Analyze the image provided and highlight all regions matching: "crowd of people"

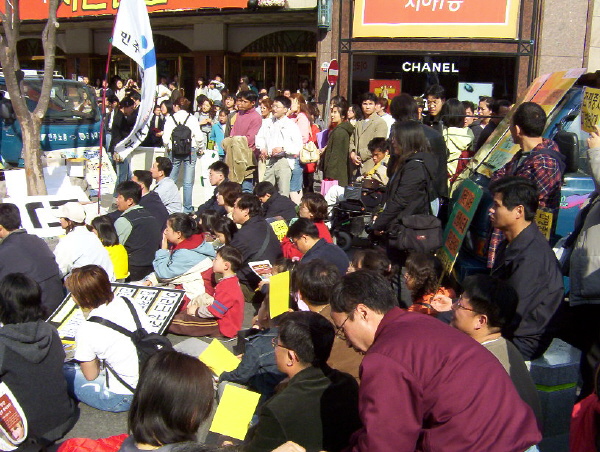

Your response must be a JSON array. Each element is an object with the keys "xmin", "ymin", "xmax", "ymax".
[{"xmin": 3, "ymin": 73, "xmax": 600, "ymax": 451}]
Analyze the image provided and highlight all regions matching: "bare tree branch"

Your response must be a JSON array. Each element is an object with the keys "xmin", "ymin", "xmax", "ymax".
[{"xmin": 35, "ymin": 0, "xmax": 59, "ymax": 118}]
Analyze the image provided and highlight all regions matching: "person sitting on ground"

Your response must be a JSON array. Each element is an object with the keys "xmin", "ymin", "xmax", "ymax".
[
  {"xmin": 91, "ymin": 215, "xmax": 129, "ymax": 282},
  {"xmin": 254, "ymin": 181, "xmax": 298, "ymax": 222},
  {"xmin": 0, "ymin": 203, "xmax": 64, "ymax": 313},
  {"xmin": 196, "ymin": 161, "xmax": 229, "ymax": 216},
  {"xmin": 150, "ymin": 156, "xmax": 183, "ymax": 214},
  {"xmin": 171, "ymin": 245, "xmax": 244, "ymax": 338},
  {"xmin": 449, "ymin": 274, "xmax": 542, "ymax": 425},
  {"xmin": 63, "ymin": 265, "xmax": 154, "ymax": 412},
  {"xmin": 114, "ymin": 181, "xmax": 162, "ymax": 281},
  {"xmin": 286, "ymin": 218, "xmax": 348, "ymax": 275},
  {"xmin": 0, "ymin": 273, "xmax": 78, "ymax": 446},
  {"xmin": 359, "ymin": 137, "xmax": 390, "ymax": 186},
  {"xmin": 145, "ymin": 213, "xmax": 215, "ymax": 305},
  {"xmin": 295, "ymin": 259, "xmax": 363, "ymax": 380},
  {"xmin": 281, "ymin": 193, "xmax": 333, "ymax": 259},
  {"xmin": 405, "ymin": 252, "xmax": 455, "ymax": 316},
  {"xmin": 230, "ymin": 194, "xmax": 283, "ymax": 297},
  {"xmin": 132, "ymin": 169, "xmax": 169, "ymax": 229},
  {"xmin": 348, "ymin": 248, "xmax": 394, "ymax": 281},
  {"xmin": 217, "ymin": 181, "xmax": 243, "ymax": 224},
  {"xmin": 243, "ymin": 311, "xmax": 361, "ymax": 452},
  {"xmin": 53, "ymin": 202, "xmax": 115, "ymax": 281}
]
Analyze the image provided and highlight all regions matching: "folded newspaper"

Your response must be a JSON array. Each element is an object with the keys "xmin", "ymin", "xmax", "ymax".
[{"xmin": 249, "ymin": 260, "xmax": 273, "ymax": 281}]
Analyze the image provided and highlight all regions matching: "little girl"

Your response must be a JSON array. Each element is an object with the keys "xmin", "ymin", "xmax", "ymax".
[{"xmin": 90, "ymin": 215, "xmax": 128, "ymax": 282}]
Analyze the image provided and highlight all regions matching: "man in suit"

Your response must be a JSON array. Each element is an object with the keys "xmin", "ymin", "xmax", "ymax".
[
  {"xmin": 349, "ymin": 92, "xmax": 388, "ymax": 178},
  {"xmin": 244, "ymin": 311, "xmax": 361, "ymax": 452}
]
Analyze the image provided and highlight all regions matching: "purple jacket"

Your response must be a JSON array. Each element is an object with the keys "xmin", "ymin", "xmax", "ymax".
[{"xmin": 346, "ymin": 308, "xmax": 541, "ymax": 452}]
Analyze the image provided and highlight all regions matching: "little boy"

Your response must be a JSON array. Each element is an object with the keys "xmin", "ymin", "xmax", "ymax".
[
  {"xmin": 186, "ymin": 245, "xmax": 245, "ymax": 338},
  {"xmin": 209, "ymin": 108, "xmax": 229, "ymax": 160},
  {"xmin": 361, "ymin": 137, "xmax": 390, "ymax": 185}
]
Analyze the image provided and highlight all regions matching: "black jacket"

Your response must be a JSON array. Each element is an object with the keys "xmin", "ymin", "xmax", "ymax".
[
  {"xmin": 262, "ymin": 192, "xmax": 297, "ymax": 223},
  {"xmin": 196, "ymin": 185, "xmax": 226, "ymax": 216},
  {"xmin": 107, "ymin": 192, "xmax": 169, "ymax": 231},
  {"xmin": 0, "ymin": 230, "xmax": 65, "ymax": 313},
  {"xmin": 474, "ymin": 121, "xmax": 498, "ymax": 152},
  {"xmin": 302, "ymin": 239, "xmax": 349, "ymax": 275},
  {"xmin": 491, "ymin": 222, "xmax": 564, "ymax": 360},
  {"xmin": 375, "ymin": 151, "xmax": 438, "ymax": 232},
  {"xmin": 230, "ymin": 216, "xmax": 282, "ymax": 289},
  {"xmin": 244, "ymin": 365, "xmax": 361, "ymax": 452},
  {"xmin": 421, "ymin": 124, "xmax": 449, "ymax": 199},
  {"xmin": 141, "ymin": 114, "xmax": 166, "ymax": 147}
]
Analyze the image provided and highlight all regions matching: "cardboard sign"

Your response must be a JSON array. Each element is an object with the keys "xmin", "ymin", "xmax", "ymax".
[
  {"xmin": 267, "ymin": 216, "xmax": 289, "ymax": 242},
  {"xmin": 198, "ymin": 339, "xmax": 241, "ymax": 376},
  {"xmin": 581, "ymin": 87, "xmax": 600, "ymax": 133},
  {"xmin": 47, "ymin": 283, "xmax": 185, "ymax": 343},
  {"xmin": 437, "ymin": 180, "xmax": 484, "ymax": 274},
  {"xmin": 269, "ymin": 271, "xmax": 290, "ymax": 319},
  {"xmin": 210, "ymin": 384, "xmax": 260, "ymax": 440},
  {"xmin": 535, "ymin": 207, "xmax": 554, "ymax": 240}
]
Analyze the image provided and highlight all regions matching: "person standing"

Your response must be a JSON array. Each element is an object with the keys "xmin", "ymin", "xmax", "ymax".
[
  {"xmin": 322, "ymin": 102, "xmax": 354, "ymax": 187},
  {"xmin": 349, "ymin": 92, "xmax": 388, "ymax": 177},
  {"xmin": 162, "ymin": 97, "xmax": 204, "ymax": 214}
]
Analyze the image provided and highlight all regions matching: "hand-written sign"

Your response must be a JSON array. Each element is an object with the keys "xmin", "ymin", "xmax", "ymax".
[
  {"xmin": 47, "ymin": 283, "xmax": 185, "ymax": 342},
  {"xmin": 535, "ymin": 207, "xmax": 554, "ymax": 240},
  {"xmin": 437, "ymin": 180, "xmax": 484, "ymax": 274},
  {"xmin": 581, "ymin": 87, "xmax": 600, "ymax": 133}
]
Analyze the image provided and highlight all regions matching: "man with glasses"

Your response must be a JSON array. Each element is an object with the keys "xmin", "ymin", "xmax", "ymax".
[
  {"xmin": 244, "ymin": 311, "xmax": 360, "ymax": 452},
  {"xmin": 329, "ymin": 270, "xmax": 541, "ymax": 452},
  {"xmin": 255, "ymin": 95, "xmax": 303, "ymax": 197}
]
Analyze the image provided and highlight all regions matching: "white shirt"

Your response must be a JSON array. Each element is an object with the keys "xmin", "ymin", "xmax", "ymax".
[
  {"xmin": 255, "ymin": 115, "xmax": 303, "ymax": 170},
  {"xmin": 162, "ymin": 110, "xmax": 205, "ymax": 151},
  {"xmin": 74, "ymin": 296, "xmax": 153, "ymax": 394},
  {"xmin": 53, "ymin": 226, "xmax": 115, "ymax": 280},
  {"xmin": 153, "ymin": 177, "xmax": 183, "ymax": 214},
  {"xmin": 380, "ymin": 113, "xmax": 395, "ymax": 137},
  {"xmin": 155, "ymin": 83, "xmax": 171, "ymax": 106}
]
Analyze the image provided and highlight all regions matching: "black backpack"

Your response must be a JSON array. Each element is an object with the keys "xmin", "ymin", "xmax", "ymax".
[
  {"xmin": 88, "ymin": 296, "xmax": 173, "ymax": 392},
  {"xmin": 171, "ymin": 113, "xmax": 193, "ymax": 159}
]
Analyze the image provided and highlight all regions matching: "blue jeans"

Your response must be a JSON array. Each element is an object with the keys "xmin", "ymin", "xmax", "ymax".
[
  {"xmin": 170, "ymin": 150, "xmax": 197, "ymax": 213},
  {"xmin": 290, "ymin": 158, "xmax": 303, "ymax": 192},
  {"xmin": 63, "ymin": 362, "xmax": 132, "ymax": 413}
]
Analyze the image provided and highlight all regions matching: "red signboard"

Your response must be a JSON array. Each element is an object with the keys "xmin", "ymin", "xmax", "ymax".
[
  {"xmin": 327, "ymin": 59, "xmax": 339, "ymax": 86},
  {"xmin": 0, "ymin": 0, "xmax": 247, "ymax": 20},
  {"xmin": 368, "ymin": 79, "xmax": 402, "ymax": 101}
]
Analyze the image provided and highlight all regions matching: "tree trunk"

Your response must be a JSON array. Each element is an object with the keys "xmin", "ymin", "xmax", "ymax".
[{"xmin": 21, "ymin": 114, "xmax": 47, "ymax": 195}]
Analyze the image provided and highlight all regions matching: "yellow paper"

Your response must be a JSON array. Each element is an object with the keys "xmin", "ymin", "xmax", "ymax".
[
  {"xmin": 198, "ymin": 339, "xmax": 240, "ymax": 376},
  {"xmin": 269, "ymin": 271, "xmax": 290, "ymax": 319},
  {"xmin": 581, "ymin": 87, "xmax": 600, "ymax": 133},
  {"xmin": 210, "ymin": 384, "xmax": 261, "ymax": 440}
]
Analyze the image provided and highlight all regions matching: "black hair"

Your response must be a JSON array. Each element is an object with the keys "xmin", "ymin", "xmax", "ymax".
[
  {"xmin": 120, "ymin": 97, "xmax": 135, "ymax": 108},
  {"xmin": 211, "ymin": 216, "xmax": 237, "ymax": 245},
  {"xmin": 155, "ymin": 156, "xmax": 173, "ymax": 177},
  {"xmin": 91, "ymin": 215, "xmax": 120, "ymax": 247},
  {"xmin": 405, "ymin": 253, "xmax": 443, "ymax": 302},
  {"xmin": 489, "ymin": 176, "xmax": 539, "ymax": 222},
  {"xmin": 217, "ymin": 182, "xmax": 243, "ymax": 208},
  {"xmin": 331, "ymin": 102, "xmax": 348, "ymax": 119},
  {"xmin": 130, "ymin": 91, "xmax": 141, "ymax": 102},
  {"xmin": 295, "ymin": 259, "xmax": 340, "ymax": 306},
  {"xmin": 361, "ymin": 92, "xmax": 378, "ymax": 104},
  {"xmin": 300, "ymin": 193, "xmax": 328, "ymax": 222},
  {"xmin": 238, "ymin": 90, "xmax": 258, "ymax": 103},
  {"xmin": 492, "ymin": 99, "xmax": 512, "ymax": 115},
  {"xmin": 390, "ymin": 120, "xmax": 431, "ymax": 172},
  {"xmin": 236, "ymin": 194, "xmax": 263, "ymax": 218},
  {"xmin": 359, "ymin": 249, "xmax": 394, "ymax": 280},
  {"xmin": 368, "ymin": 137, "xmax": 389, "ymax": 154},
  {"xmin": 107, "ymin": 94, "xmax": 119, "ymax": 104},
  {"xmin": 0, "ymin": 203, "xmax": 21, "ymax": 231},
  {"xmin": 198, "ymin": 210, "xmax": 220, "ymax": 233},
  {"xmin": 133, "ymin": 170, "xmax": 153, "ymax": 190},
  {"xmin": 330, "ymin": 95, "xmax": 347, "ymax": 109},
  {"xmin": 167, "ymin": 213, "xmax": 201, "ymax": 239},
  {"xmin": 479, "ymin": 96, "xmax": 494, "ymax": 111},
  {"xmin": 208, "ymin": 160, "xmax": 229, "ymax": 179},
  {"xmin": 116, "ymin": 181, "xmax": 142, "ymax": 205},
  {"xmin": 160, "ymin": 99, "xmax": 173, "ymax": 115},
  {"xmin": 330, "ymin": 270, "xmax": 397, "ymax": 316},
  {"xmin": 277, "ymin": 311, "xmax": 335, "ymax": 367},
  {"xmin": 462, "ymin": 274, "xmax": 519, "ymax": 331},
  {"xmin": 349, "ymin": 104, "xmax": 364, "ymax": 121},
  {"xmin": 440, "ymin": 98, "xmax": 465, "ymax": 128},
  {"xmin": 273, "ymin": 95, "xmax": 291, "ymax": 109},
  {"xmin": 0, "ymin": 273, "xmax": 46, "ymax": 324},
  {"xmin": 425, "ymin": 84, "xmax": 446, "ymax": 100},
  {"xmin": 377, "ymin": 97, "xmax": 389, "ymax": 109},
  {"xmin": 287, "ymin": 218, "xmax": 320, "ymax": 240},
  {"xmin": 254, "ymin": 181, "xmax": 276, "ymax": 198},
  {"xmin": 216, "ymin": 245, "xmax": 243, "ymax": 272},
  {"xmin": 461, "ymin": 100, "xmax": 476, "ymax": 113},
  {"xmin": 129, "ymin": 351, "xmax": 214, "ymax": 447},
  {"xmin": 389, "ymin": 93, "xmax": 419, "ymax": 122}
]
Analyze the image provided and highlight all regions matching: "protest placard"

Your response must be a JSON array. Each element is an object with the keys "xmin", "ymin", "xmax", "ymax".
[{"xmin": 581, "ymin": 87, "xmax": 600, "ymax": 133}]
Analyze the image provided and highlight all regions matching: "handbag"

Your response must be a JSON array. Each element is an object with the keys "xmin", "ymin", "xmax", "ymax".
[
  {"xmin": 387, "ymin": 160, "xmax": 442, "ymax": 254},
  {"xmin": 300, "ymin": 140, "xmax": 319, "ymax": 164}
]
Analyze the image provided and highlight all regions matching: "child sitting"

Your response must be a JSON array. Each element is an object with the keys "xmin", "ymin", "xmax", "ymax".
[
  {"xmin": 184, "ymin": 245, "xmax": 245, "ymax": 338},
  {"xmin": 360, "ymin": 137, "xmax": 390, "ymax": 186}
]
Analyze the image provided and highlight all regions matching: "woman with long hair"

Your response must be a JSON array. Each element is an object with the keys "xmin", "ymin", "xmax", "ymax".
[
  {"xmin": 193, "ymin": 77, "xmax": 208, "ymax": 112},
  {"xmin": 194, "ymin": 95, "xmax": 215, "ymax": 146},
  {"xmin": 322, "ymin": 101, "xmax": 353, "ymax": 187},
  {"xmin": 372, "ymin": 121, "xmax": 440, "ymax": 264},
  {"xmin": 404, "ymin": 252, "xmax": 455, "ymax": 315},
  {"xmin": 441, "ymin": 98, "xmax": 474, "ymax": 187}
]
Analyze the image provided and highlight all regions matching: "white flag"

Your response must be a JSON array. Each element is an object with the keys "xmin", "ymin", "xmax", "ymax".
[{"xmin": 112, "ymin": 0, "xmax": 157, "ymax": 160}]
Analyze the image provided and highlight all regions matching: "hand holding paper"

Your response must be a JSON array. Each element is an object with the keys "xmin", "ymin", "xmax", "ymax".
[{"xmin": 198, "ymin": 339, "xmax": 240, "ymax": 376}]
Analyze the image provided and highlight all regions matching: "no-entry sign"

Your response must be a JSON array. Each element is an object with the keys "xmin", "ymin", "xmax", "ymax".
[{"xmin": 327, "ymin": 59, "xmax": 339, "ymax": 86}]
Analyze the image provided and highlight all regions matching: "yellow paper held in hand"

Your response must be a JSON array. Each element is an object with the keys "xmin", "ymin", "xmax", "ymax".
[
  {"xmin": 269, "ymin": 270, "xmax": 290, "ymax": 319},
  {"xmin": 198, "ymin": 339, "xmax": 240, "ymax": 376},
  {"xmin": 210, "ymin": 384, "xmax": 261, "ymax": 440}
]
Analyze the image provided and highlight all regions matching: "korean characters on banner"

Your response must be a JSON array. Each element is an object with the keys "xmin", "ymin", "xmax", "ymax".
[{"xmin": 405, "ymin": 0, "xmax": 464, "ymax": 12}]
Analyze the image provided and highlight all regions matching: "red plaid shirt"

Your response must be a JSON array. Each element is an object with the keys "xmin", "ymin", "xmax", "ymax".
[{"xmin": 487, "ymin": 138, "xmax": 564, "ymax": 267}]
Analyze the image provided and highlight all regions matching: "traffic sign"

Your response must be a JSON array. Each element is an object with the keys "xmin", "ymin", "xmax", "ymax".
[{"xmin": 327, "ymin": 59, "xmax": 339, "ymax": 86}]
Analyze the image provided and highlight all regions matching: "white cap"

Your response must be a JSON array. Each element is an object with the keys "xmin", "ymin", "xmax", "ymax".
[{"xmin": 53, "ymin": 202, "xmax": 86, "ymax": 223}]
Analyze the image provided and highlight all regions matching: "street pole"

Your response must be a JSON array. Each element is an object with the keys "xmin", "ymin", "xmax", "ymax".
[{"xmin": 325, "ymin": 84, "xmax": 332, "ymax": 127}]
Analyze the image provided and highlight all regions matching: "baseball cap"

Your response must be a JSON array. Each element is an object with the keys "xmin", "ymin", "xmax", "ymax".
[{"xmin": 53, "ymin": 202, "xmax": 86, "ymax": 224}]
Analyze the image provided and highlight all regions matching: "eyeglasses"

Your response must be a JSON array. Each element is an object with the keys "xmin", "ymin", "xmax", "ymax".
[
  {"xmin": 452, "ymin": 297, "xmax": 477, "ymax": 313},
  {"xmin": 271, "ymin": 336, "xmax": 292, "ymax": 350},
  {"xmin": 335, "ymin": 308, "xmax": 356, "ymax": 341}
]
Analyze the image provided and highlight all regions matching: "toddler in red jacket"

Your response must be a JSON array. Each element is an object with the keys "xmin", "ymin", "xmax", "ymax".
[{"xmin": 186, "ymin": 245, "xmax": 245, "ymax": 338}]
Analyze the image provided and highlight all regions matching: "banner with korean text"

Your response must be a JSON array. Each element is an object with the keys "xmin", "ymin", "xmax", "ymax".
[
  {"xmin": 353, "ymin": 0, "xmax": 521, "ymax": 38},
  {"xmin": 112, "ymin": 0, "xmax": 157, "ymax": 160}
]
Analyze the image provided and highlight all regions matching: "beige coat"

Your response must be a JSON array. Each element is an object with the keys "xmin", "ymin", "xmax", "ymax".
[{"xmin": 349, "ymin": 115, "xmax": 388, "ymax": 171}]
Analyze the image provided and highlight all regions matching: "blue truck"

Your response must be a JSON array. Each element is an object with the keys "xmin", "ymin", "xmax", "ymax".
[{"xmin": 0, "ymin": 71, "xmax": 102, "ymax": 167}]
